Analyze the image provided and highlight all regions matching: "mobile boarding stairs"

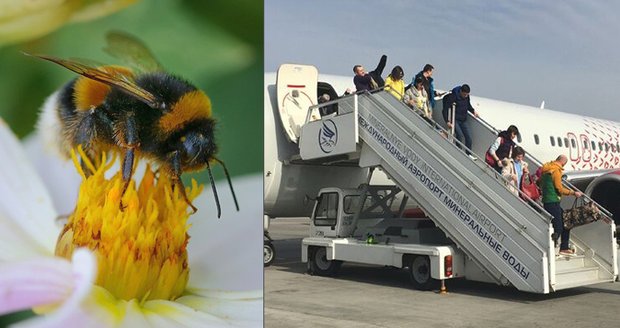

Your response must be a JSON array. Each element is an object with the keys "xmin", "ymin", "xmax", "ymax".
[{"xmin": 296, "ymin": 88, "xmax": 617, "ymax": 294}]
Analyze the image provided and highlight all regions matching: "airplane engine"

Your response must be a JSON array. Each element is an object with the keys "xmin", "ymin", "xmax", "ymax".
[{"xmin": 585, "ymin": 170, "xmax": 620, "ymax": 226}]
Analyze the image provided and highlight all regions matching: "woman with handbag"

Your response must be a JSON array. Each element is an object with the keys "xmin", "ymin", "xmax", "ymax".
[
  {"xmin": 501, "ymin": 146, "xmax": 528, "ymax": 196},
  {"xmin": 486, "ymin": 125, "xmax": 519, "ymax": 173}
]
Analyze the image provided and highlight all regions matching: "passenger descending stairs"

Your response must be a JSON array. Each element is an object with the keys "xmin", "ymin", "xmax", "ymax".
[{"xmin": 298, "ymin": 90, "xmax": 617, "ymax": 293}]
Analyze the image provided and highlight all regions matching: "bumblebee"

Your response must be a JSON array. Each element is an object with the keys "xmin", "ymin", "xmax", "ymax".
[{"xmin": 30, "ymin": 31, "xmax": 238, "ymax": 217}]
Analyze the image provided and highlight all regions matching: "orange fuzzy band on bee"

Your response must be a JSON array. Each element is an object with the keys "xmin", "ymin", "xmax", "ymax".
[
  {"xmin": 74, "ymin": 66, "xmax": 134, "ymax": 110},
  {"xmin": 159, "ymin": 90, "xmax": 212, "ymax": 133}
]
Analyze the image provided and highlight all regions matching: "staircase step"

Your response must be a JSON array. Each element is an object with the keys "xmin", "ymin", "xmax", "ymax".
[
  {"xmin": 554, "ymin": 254, "xmax": 585, "ymax": 271},
  {"xmin": 554, "ymin": 266, "xmax": 602, "ymax": 289},
  {"xmin": 553, "ymin": 276, "xmax": 612, "ymax": 291}
]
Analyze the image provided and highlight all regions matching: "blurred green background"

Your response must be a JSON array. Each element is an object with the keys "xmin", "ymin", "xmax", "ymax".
[
  {"xmin": 0, "ymin": 0, "xmax": 263, "ymax": 181},
  {"xmin": 0, "ymin": 1, "xmax": 262, "ymax": 324}
]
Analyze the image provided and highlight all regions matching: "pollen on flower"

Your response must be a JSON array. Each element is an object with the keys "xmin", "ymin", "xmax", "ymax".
[{"xmin": 55, "ymin": 148, "xmax": 203, "ymax": 302}]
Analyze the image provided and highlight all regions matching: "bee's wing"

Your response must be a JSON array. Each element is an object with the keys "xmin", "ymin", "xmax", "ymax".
[
  {"xmin": 103, "ymin": 30, "xmax": 163, "ymax": 73},
  {"xmin": 27, "ymin": 54, "xmax": 165, "ymax": 110}
]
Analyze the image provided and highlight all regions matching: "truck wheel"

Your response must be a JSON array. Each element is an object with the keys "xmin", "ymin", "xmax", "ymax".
[
  {"xmin": 264, "ymin": 241, "xmax": 275, "ymax": 267},
  {"xmin": 309, "ymin": 247, "xmax": 342, "ymax": 276},
  {"xmin": 408, "ymin": 255, "xmax": 438, "ymax": 290}
]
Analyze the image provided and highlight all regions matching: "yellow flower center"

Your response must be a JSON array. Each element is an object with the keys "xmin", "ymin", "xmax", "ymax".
[{"xmin": 55, "ymin": 149, "xmax": 202, "ymax": 301}]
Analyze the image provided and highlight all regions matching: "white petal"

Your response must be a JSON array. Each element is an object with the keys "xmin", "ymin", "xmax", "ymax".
[
  {"xmin": 22, "ymin": 133, "xmax": 82, "ymax": 217},
  {"xmin": 0, "ymin": 120, "xmax": 59, "ymax": 259},
  {"xmin": 176, "ymin": 291, "xmax": 263, "ymax": 325},
  {"xmin": 186, "ymin": 174, "xmax": 263, "ymax": 292},
  {"xmin": 133, "ymin": 293, "xmax": 262, "ymax": 328},
  {"xmin": 143, "ymin": 301, "xmax": 226, "ymax": 327},
  {"xmin": 13, "ymin": 249, "xmax": 111, "ymax": 328},
  {"xmin": 0, "ymin": 256, "xmax": 73, "ymax": 315},
  {"xmin": 116, "ymin": 300, "xmax": 151, "ymax": 327}
]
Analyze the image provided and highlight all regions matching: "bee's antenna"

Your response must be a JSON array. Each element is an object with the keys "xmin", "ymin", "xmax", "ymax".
[
  {"xmin": 206, "ymin": 160, "xmax": 222, "ymax": 218},
  {"xmin": 214, "ymin": 157, "xmax": 240, "ymax": 212}
]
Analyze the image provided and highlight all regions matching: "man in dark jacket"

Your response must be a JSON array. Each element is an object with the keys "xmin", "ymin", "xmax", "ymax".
[
  {"xmin": 442, "ymin": 84, "xmax": 479, "ymax": 154},
  {"xmin": 353, "ymin": 55, "xmax": 387, "ymax": 92}
]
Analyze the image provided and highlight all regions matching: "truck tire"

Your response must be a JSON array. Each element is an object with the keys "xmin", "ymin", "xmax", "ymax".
[
  {"xmin": 264, "ymin": 241, "xmax": 275, "ymax": 267},
  {"xmin": 308, "ymin": 247, "xmax": 342, "ymax": 276},
  {"xmin": 408, "ymin": 255, "xmax": 438, "ymax": 290}
]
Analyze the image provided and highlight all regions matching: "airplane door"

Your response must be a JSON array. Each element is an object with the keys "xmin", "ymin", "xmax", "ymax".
[
  {"xmin": 567, "ymin": 133, "xmax": 580, "ymax": 162},
  {"xmin": 276, "ymin": 64, "xmax": 319, "ymax": 143},
  {"xmin": 579, "ymin": 134, "xmax": 591, "ymax": 163}
]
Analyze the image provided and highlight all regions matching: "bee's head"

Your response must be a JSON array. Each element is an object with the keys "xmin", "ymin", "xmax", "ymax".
[{"xmin": 178, "ymin": 124, "xmax": 217, "ymax": 170}]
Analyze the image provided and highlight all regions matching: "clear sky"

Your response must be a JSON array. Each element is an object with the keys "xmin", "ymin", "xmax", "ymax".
[{"xmin": 265, "ymin": 0, "xmax": 620, "ymax": 121}]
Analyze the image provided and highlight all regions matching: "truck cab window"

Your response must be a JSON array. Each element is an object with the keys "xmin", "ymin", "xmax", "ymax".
[
  {"xmin": 343, "ymin": 195, "xmax": 360, "ymax": 214},
  {"xmin": 314, "ymin": 192, "xmax": 339, "ymax": 226}
]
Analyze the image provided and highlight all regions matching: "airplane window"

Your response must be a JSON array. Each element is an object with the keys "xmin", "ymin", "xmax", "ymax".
[
  {"xmin": 557, "ymin": 137, "xmax": 562, "ymax": 147},
  {"xmin": 583, "ymin": 140, "xmax": 588, "ymax": 149},
  {"xmin": 534, "ymin": 134, "xmax": 539, "ymax": 145},
  {"xmin": 550, "ymin": 136, "xmax": 555, "ymax": 146},
  {"xmin": 617, "ymin": 143, "xmax": 619, "ymax": 152},
  {"xmin": 599, "ymin": 142, "xmax": 603, "ymax": 151},
  {"xmin": 564, "ymin": 138, "xmax": 569, "ymax": 148},
  {"xmin": 605, "ymin": 143, "xmax": 610, "ymax": 152},
  {"xmin": 612, "ymin": 144, "xmax": 617, "ymax": 152},
  {"xmin": 591, "ymin": 141, "xmax": 596, "ymax": 150},
  {"xmin": 571, "ymin": 139, "xmax": 576, "ymax": 148}
]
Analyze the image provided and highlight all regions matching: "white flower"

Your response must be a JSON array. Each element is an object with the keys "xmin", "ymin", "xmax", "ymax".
[
  {"xmin": 0, "ymin": 118, "xmax": 263, "ymax": 327},
  {"xmin": 0, "ymin": 0, "xmax": 137, "ymax": 46}
]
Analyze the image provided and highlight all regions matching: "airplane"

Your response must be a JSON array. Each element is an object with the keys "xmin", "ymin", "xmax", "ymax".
[{"xmin": 264, "ymin": 63, "xmax": 620, "ymax": 226}]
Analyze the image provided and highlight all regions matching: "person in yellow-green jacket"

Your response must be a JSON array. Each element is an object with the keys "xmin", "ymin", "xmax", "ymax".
[
  {"xmin": 385, "ymin": 66, "xmax": 405, "ymax": 100},
  {"xmin": 539, "ymin": 155, "xmax": 583, "ymax": 255}
]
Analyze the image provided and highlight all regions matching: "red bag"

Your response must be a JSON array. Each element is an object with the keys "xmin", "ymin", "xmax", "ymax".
[
  {"xmin": 485, "ymin": 137, "xmax": 505, "ymax": 167},
  {"xmin": 520, "ymin": 174, "xmax": 540, "ymax": 201},
  {"xmin": 485, "ymin": 152, "xmax": 497, "ymax": 167}
]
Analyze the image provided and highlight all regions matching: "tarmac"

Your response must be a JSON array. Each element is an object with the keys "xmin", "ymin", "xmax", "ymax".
[{"xmin": 265, "ymin": 218, "xmax": 620, "ymax": 328}]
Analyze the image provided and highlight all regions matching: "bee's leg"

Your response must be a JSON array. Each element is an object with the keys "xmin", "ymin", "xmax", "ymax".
[
  {"xmin": 79, "ymin": 152, "xmax": 97, "ymax": 177},
  {"xmin": 170, "ymin": 151, "xmax": 198, "ymax": 214},
  {"xmin": 118, "ymin": 113, "xmax": 139, "ymax": 210},
  {"xmin": 74, "ymin": 112, "xmax": 99, "ymax": 176},
  {"xmin": 119, "ymin": 148, "xmax": 135, "ymax": 205}
]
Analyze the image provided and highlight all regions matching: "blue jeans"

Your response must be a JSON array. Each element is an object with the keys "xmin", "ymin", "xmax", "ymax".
[
  {"xmin": 454, "ymin": 120, "xmax": 472, "ymax": 154},
  {"xmin": 544, "ymin": 202, "xmax": 569, "ymax": 250}
]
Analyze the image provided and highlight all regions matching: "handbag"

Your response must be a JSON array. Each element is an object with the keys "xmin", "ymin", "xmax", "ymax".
[
  {"xmin": 485, "ymin": 138, "xmax": 512, "ymax": 168},
  {"xmin": 520, "ymin": 174, "xmax": 540, "ymax": 201},
  {"xmin": 562, "ymin": 198, "xmax": 604, "ymax": 230},
  {"xmin": 485, "ymin": 152, "xmax": 497, "ymax": 167}
]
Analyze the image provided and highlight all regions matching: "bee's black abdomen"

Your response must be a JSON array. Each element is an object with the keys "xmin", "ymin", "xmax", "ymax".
[{"xmin": 57, "ymin": 79, "xmax": 78, "ymax": 123}]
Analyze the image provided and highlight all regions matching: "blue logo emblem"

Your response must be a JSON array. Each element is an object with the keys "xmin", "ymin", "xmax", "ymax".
[{"xmin": 318, "ymin": 120, "xmax": 338, "ymax": 153}]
